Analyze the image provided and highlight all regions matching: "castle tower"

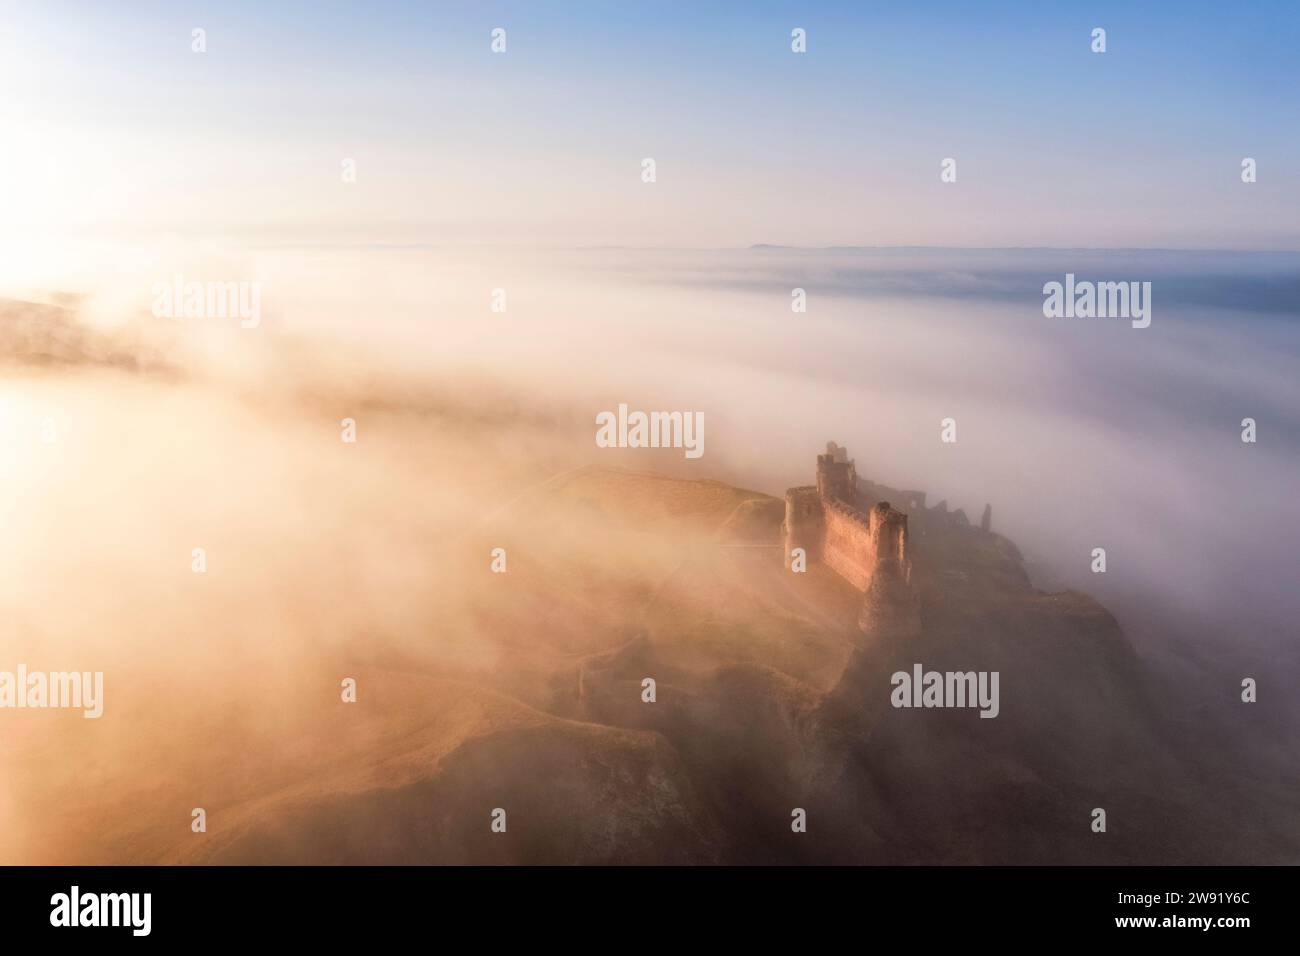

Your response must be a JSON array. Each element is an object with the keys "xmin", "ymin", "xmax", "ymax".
[
  {"xmin": 815, "ymin": 453, "xmax": 857, "ymax": 504},
  {"xmin": 859, "ymin": 501, "xmax": 917, "ymax": 635},
  {"xmin": 783, "ymin": 486, "xmax": 824, "ymax": 561},
  {"xmin": 868, "ymin": 501, "xmax": 911, "ymax": 582}
]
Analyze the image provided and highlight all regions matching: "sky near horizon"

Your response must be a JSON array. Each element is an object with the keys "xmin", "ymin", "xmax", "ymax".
[{"xmin": 1, "ymin": 0, "xmax": 1298, "ymax": 250}]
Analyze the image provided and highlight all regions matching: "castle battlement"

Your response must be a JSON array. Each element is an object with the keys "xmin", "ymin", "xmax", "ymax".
[
  {"xmin": 820, "ymin": 495, "xmax": 872, "ymax": 525},
  {"xmin": 783, "ymin": 443, "xmax": 917, "ymax": 634}
]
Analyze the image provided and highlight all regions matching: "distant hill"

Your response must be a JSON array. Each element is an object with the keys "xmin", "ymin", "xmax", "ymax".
[{"xmin": 0, "ymin": 297, "xmax": 179, "ymax": 373}]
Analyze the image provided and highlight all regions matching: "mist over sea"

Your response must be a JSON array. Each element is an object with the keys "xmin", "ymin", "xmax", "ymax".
[
  {"xmin": 384, "ymin": 243, "xmax": 1298, "ymax": 660},
  {"xmin": 648, "ymin": 248, "xmax": 1300, "ymax": 709},
  {"xmin": 2, "ymin": 243, "xmax": 1297, "ymax": 863},
  {"xmin": 9, "ymin": 242, "xmax": 1298, "ymax": 660}
]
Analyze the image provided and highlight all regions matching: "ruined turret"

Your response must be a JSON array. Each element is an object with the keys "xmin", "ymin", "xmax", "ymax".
[
  {"xmin": 815, "ymin": 453, "xmax": 857, "ymax": 504},
  {"xmin": 825, "ymin": 441, "xmax": 850, "ymax": 463},
  {"xmin": 783, "ymin": 486, "xmax": 824, "ymax": 562}
]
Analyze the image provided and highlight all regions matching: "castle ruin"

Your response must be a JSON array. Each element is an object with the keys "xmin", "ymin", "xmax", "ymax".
[{"xmin": 784, "ymin": 443, "xmax": 919, "ymax": 635}]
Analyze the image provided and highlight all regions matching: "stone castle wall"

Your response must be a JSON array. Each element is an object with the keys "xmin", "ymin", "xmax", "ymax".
[
  {"xmin": 781, "ymin": 442, "xmax": 992, "ymax": 635},
  {"xmin": 820, "ymin": 498, "xmax": 878, "ymax": 591},
  {"xmin": 783, "ymin": 447, "xmax": 915, "ymax": 635},
  {"xmin": 784, "ymin": 468, "xmax": 911, "ymax": 592}
]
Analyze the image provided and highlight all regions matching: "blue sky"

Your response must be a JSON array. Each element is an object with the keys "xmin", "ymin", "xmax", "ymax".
[{"xmin": 1, "ymin": 0, "xmax": 1297, "ymax": 247}]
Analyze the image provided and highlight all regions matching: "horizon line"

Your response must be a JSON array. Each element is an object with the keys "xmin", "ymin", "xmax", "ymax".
[{"xmin": 231, "ymin": 241, "xmax": 1300, "ymax": 255}]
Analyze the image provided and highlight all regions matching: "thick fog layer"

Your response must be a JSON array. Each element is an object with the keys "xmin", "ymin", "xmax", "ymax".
[{"xmin": 1, "ymin": 243, "xmax": 1296, "ymax": 861}]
